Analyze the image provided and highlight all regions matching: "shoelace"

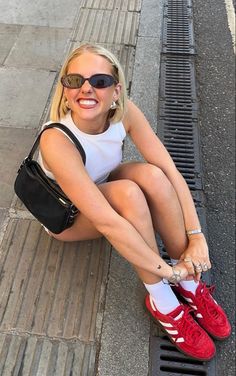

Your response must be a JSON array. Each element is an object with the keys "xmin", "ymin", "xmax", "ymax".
[
  {"xmin": 196, "ymin": 283, "xmax": 221, "ymax": 320},
  {"xmin": 175, "ymin": 306, "xmax": 203, "ymax": 343}
]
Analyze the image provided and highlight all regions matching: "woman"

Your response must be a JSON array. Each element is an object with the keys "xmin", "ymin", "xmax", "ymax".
[{"xmin": 39, "ymin": 43, "xmax": 231, "ymax": 360}]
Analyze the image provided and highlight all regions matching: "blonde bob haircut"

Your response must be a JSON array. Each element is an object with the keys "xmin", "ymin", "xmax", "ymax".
[{"xmin": 50, "ymin": 43, "xmax": 128, "ymax": 123}]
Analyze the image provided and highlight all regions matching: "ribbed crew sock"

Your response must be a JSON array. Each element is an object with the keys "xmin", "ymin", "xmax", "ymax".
[
  {"xmin": 144, "ymin": 280, "xmax": 180, "ymax": 314},
  {"xmin": 171, "ymin": 258, "xmax": 199, "ymax": 294}
]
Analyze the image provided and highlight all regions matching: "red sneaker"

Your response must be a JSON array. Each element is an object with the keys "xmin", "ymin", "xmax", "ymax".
[
  {"xmin": 173, "ymin": 281, "xmax": 231, "ymax": 340},
  {"xmin": 145, "ymin": 294, "xmax": 215, "ymax": 361}
]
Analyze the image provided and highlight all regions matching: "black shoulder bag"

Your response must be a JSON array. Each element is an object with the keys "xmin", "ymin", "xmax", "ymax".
[{"xmin": 14, "ymin": 123, "xmax": 86, "ymax": 234}]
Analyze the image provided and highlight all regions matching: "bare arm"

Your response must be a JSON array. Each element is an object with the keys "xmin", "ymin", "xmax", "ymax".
[
  {"xmin": 124, "ymin": 100, "xmax": 210, "ymax": 270},
  {"xmin": 40, "ymin": 129, "xmax": 188, "ymax": 280}
]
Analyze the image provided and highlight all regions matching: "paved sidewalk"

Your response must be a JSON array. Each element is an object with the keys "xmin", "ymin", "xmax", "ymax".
[{"xmin": 0, "ymin": 1, "xmax": 163, "ymax": 375}]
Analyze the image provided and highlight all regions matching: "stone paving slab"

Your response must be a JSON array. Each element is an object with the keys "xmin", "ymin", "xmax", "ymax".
[
  {"xmin": 0, "ymin": 0, "xmax": 82, "ymax": 28},
  {"xmin": 0, "ymin": 127, "xmax": 36, "ymax": 208},
  {"xmin": 0, "ymin": 219, "xmax": 110, "ymax": 342},
  {"xmin": 81, "ymin": 0, "xmax": 142, "ymax": 11},
  {"xmin": 5, "ymin": 26, "xmax": 72, "ymax": 71},
  {"xmin": 0, "ymin": 333, "xmax": 97, "ymax": 376},
  {"xmin": 0, "ymin": 209, "xmax": 7, "ymax": 234},
  {"xmin": 0, "ymin": 216, "xmax": 110, "ymax": 376},
  {"xmin": 0, "ymin": 67, "xmax": 56, "ymax": 128},
  {"xmin": 138, "ymin": 0, "xmax": 163, "ymax": 38},
  {"xmin": 74, "ymin": 8, "xmax": 139, "ymax": 46},
  {"xmin": 124, "ymin": 36, "xmax": 162, "ymax": 161},
  {"xmin": 0, "ymin": 24, "xmax": 22, "ymax": 64}
]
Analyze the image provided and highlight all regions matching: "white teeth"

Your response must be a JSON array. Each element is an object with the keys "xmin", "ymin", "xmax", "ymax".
[{"xmin": 79, "ymin": 99, "xmax": 97, "ymax": 105}]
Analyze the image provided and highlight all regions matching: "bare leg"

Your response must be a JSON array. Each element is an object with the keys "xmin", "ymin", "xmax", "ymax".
[
  {"xmin": 109, "ymin": 162, "xmax": 188, "ymax": 259},
  {"xmin": 50, "ymin": 179, "xmax": 162, "ymax": 283}
]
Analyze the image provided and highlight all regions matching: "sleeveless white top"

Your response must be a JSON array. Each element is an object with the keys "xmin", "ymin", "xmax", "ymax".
[{"xmin": 38, "ymin": 112, "xmax": 126, "ymax": 184}]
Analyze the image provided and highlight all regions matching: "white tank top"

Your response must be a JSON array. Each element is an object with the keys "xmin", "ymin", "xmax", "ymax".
[{"xmin": 38, "ymin": 112, "xmax": 126, "ymax": 184}]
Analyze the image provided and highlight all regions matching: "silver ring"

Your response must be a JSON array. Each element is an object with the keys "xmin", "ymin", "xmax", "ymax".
[
  {"xmin": 202, "ymin": 263, "xmax": 208, "ymax": 271},
  {"xmin": 184, "ymin": 257, "xmax": 192, "ymax": 263},
  {"xmin": 194, "ymin": 263, "xmax": 202, "ymax": 271}
]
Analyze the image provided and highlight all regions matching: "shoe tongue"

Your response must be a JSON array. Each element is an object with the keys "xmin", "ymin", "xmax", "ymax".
[{"xmin": 169, "ymin": 305, "xmax": 184, "ymax": 321}]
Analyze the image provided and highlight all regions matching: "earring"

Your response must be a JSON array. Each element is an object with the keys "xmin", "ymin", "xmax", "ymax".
[
  {"xmin": 65, "ymin": 100, "xmax": 70, "ymax": 109},
  {"xmin": 110, "ymin": 101, "xmax": 117, "ymax": 110}
]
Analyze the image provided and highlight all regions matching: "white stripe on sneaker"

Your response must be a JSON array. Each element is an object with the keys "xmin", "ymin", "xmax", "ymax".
[
  {"xmin": 196, "ymin": 313, "xmax": 203, "ymax": 318},
  {"xmin": 185, "ymin": 297, "xmax": 193, "ymax": 303},
  {"xmin": 176, "ymin": 337, "xmax": 184, "ymax": 343},
  {"xmin": 174, "ymin": 311, "xmax": 184, "ymax": 321},
  {"xmin": 158, "ymin": 320, "xmax": 173, "ymax": 328},
  {"xmin": 166, "ymin": 329, "xmax": 178, "ymax": 335}
]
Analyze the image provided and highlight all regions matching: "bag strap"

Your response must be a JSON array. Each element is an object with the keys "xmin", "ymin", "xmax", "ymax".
[{"xmin": 28, "ymin": 122, "xmax": 86, "ymax": 164}]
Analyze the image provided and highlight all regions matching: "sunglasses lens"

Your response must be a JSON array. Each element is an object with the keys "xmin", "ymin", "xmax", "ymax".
[
  {"xmin": 90, "ymin": 74, "xmax": 115, "ymax": 88},
  {"xmin": 61, "ymin": 74, "xmax": 84, "ymax": 88},
  {"xmin": 61, "ymin": 74, "xmax": 116, "ymax": 89}
]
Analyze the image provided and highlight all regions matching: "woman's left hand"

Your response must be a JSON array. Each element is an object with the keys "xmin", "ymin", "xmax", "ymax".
[{"xmin": 179, "ymin": 234, "xmax": 211, "ymax": 281}]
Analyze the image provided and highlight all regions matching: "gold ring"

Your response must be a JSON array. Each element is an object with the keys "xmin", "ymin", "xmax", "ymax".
[{"xmin": 184, "ymin": 257, "xmax": 192, "ymax": 263}]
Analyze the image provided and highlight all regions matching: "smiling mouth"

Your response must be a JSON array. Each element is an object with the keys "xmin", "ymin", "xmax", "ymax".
[{"xmin": 78, "ymin": 99, "xmax": 98, "ymax": 108}]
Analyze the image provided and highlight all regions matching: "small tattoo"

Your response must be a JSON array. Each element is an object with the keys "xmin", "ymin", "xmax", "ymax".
[{"xmin": 157, "ymin": 265, "xmax": 162, "ymax": 269}]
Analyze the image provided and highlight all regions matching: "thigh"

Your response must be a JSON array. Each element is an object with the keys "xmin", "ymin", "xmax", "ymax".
[
  {"xmin": 48, "ymin": 179, "xmax": 139, "ymax": 242},
  {"xmin": 109, "ymin": 161, "xmax": 152, "ymax": 184},
  {"xmin": 108, "ymin": 162, "xmax": 173, "ymax": 202}
]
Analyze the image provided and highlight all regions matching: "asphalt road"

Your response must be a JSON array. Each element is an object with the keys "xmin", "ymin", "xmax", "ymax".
[{"xmin": 193, "ymin": 0, "xmax": 235, "ymax": 375}]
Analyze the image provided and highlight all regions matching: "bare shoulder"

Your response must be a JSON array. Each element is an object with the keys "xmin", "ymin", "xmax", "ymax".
[
  {"xmin": 40, "ymin": 127, "xmax": 79, "ymax": 157},
  {"xmin": 123, "ymin": 99, "xmax": 147, "ymax": 132},
  {"xmin": 123, "ymin": 99, "xmax": 153, "ymax": 135},
  {"xmin": 40, "ymin": 127, "xmax": 85, "ymax": 174}
]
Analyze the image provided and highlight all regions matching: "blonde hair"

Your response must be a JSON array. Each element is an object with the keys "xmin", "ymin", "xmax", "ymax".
[{"xmin": 50, "ymin": 43, "xmax": 128, "ymax": 123}]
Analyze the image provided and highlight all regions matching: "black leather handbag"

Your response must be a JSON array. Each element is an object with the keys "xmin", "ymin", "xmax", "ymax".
[{"xmin": 14, "ymin": 123, "xmax": 86, "ymax": 234}]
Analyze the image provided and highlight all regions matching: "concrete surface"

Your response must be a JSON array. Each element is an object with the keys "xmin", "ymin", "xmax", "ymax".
[
  {"xmin": 0, "ymin": 0, "xmax": 235, "ymax": 375},
  {"xmin": 193, "ymin": 0, "xmax": 235, "ymax": 375}
]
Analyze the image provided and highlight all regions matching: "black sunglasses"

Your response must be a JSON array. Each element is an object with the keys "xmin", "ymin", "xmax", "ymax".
[{"xmin": 61, "ymin": 73, "xmax": 117, "ymax": 89}]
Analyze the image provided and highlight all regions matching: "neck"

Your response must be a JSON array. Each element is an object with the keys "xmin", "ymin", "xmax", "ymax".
[{"xmin": 71, "ymin": 112, "xmax": 109, "ymax": 135}]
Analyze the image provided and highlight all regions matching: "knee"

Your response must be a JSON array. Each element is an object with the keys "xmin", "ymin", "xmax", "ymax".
[
  {"xmin": 116, "ymin": 179, "xmax": 149, "ymax": 215},
  {"xmin": 140, "ymin": 164, "xmax": 174, "ymax": 197},
  {"xmin": 119, "ymin": 179, "xmax": 144, "ymax": 203}
]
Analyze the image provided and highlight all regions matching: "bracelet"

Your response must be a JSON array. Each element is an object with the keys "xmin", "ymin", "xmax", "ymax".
[
  {"xmin": 186, "ymin": 228, "xmax": 202, "ymax": 236},
  {"xmin": 167, "ymin": 266, "xmax": 182, "ymax": 285}
]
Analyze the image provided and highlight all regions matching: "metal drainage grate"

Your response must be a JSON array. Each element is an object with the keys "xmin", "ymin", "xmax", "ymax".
[
  {"xmin": 158, "ymin": 117, "xmax": 202, "ymax": 190},
  {"xmin": 158, "ymin": 56, "xmax": 201, "ymax": 191},
  {"xmin": 159, "ymin": 56, "xmax": 197, "ymax": 106},
  {"xmin": 150, "ymin": 334, "xmax": 216, "ymax": 376},
  {"xmin": 151, "ymin": 0, "xmax": 217, "ymax": 374},
  {"xmin": 162, "ymin": 0, "xmax": 195, "ymax": 55}
]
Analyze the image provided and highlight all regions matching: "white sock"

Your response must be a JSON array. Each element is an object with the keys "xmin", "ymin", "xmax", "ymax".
[
  {"xmin": 170, "ymin": 258, "xmax": 199, "ymax": 294},
  {"xmin": 144, "ymin": 280, "xmax": 180, "ymax": 314}
]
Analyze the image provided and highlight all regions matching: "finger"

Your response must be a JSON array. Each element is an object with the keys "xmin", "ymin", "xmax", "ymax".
[
  {"xmin": 201, "ymin": 263, "xmax": 208, "ymax": 272},
  {"xmin": 185, "ymin": 275, "xmax": 195, "ymax": 281},
  {"xmin": 194, "ymin": 263, "xmax": 203, "ymax": 274},
  {"xmin": 194, "ymin": 272, "xmax": 201, "ymax": 281},
  {"xmin": 201, "ymin": 261, "xmax": 211, "ymax": 272},
  {"xmin": 183, "ymin": 258, "xmax": 195, "ymax": 275}
]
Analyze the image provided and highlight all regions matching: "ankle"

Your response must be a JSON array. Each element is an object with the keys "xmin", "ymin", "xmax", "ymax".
[
  {"xmin": 180, "ymin": 280, "xmax": 199, "ymax": 294},
  {"xmin": 144, "ymin": 280, "xmax": 180, "ymax": 314}
]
